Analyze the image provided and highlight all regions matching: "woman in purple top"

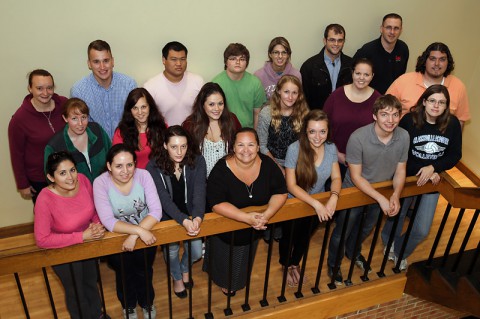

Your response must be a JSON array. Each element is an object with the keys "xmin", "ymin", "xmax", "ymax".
[
  {"xmin": 254, "ymin": 37, "xmax": 302, "ymax": 100},
  {"xmin": 8, "ymin": 69, "xmax": 67, "ymax": 203},
  {"xmin": 323, "ymin": 58, "xmax": 381, "ymax": 177},
  {"xmin": 93, "ymin": 144, "xmax": 162, "ymax": 319}
]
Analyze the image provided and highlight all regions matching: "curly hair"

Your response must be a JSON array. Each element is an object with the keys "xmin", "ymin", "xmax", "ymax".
[
  {"xmin": 269, "ymin": 75, "xmax": 309, "ymax": 133},
  {"xmin": 415, "ymin": 42, "xmax": 455, "ymax": 77},
  {"xmin": 153, "ymin": 125, "xmax": 197, "ymax": 175},
  {"xmin": 296, "ymin": 110, "xmax": 331, "ymax": 191},
  {"xmin": 117, "ymin": 88, "xmax": 166, "ymax": 158},
  {"xmin": 410, "ymin": 84, "xmax": 451, "ymax": 134},
  {"xmin": 183, "ymin": 82, "xmax": 238, "ymax": 153}
]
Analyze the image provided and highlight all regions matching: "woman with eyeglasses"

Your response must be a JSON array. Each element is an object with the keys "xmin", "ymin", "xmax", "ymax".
[
  {"xmin": 45, "ymin": 98, "xmax": 111, "ymax": 183},
  {"xmin": 254, "ymin": 37, "xmax": 302, "ymax": 100},
  {"xmin": 381, "ymin": 84, "xmax": 462, "ymax": 271},
  {"xmin": 323, "ymin": 58, "xmax": 381, "ymax": 177}
]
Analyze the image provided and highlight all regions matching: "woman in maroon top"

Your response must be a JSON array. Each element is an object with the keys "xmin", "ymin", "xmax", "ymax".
[
  {"xmin": 323, "ymin": 58, "xmax": 381, "ymax": 177},
  {"xmin": 8, "ymin": 69, "xmax": 67, "ymax": 203}
]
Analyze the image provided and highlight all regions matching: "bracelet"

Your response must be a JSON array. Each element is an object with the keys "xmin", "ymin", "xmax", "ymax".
[{"xmin": 331, "ymin": 191, "xmax": 340, "ymax": 198}]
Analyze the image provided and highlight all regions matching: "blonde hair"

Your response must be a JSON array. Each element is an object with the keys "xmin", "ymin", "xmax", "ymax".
[{"xmin": 270, "ymin": 75, "xmax": 309, "ymax": 133}]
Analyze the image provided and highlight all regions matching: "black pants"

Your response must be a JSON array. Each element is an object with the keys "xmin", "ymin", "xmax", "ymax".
[
  {"xmin": 52, "ymin": 259, "xmax": 103, "ymax": 319},
  {"xmin": 279, "ymin": 216, "xmax": 319, "ymax": 266},
  {"xmin": 107, "ymin": 247, "xmax": 157, "ymax": 309}
]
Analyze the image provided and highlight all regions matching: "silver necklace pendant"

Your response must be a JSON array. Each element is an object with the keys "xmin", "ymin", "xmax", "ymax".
[{"xmin": 245, "ymin": 182, "xmax": 254, "ymax": 198}]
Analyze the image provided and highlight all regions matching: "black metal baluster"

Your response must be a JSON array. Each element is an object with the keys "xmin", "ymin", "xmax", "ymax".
[
  {"xmin": 378, "ymin": 202, "xmax": 402, "ymax": 278},
  {"xmin": 361, "ymin": 206, "xmax": 383, "ymax": 281},
  {"xmin": 345, "ymin": 207, "xmax": 368, "ymax": 286},
  {"xmin": 42, "ymin": 267, "xmax": 58, "ymax": 319},
  {"xmin": 328, "ymin": 209, "xmax": 351, "ymax": 290},
  {"xmin": 164, "ymin": 244, "xmax": 173, "ymax": 319},
  {"xmin": 204, "ymin": 237, "xmax": 214, "ymax": 319},
  {"xmin": 241, "ymin": 229, "xmax": 256, "ymax": 312},
  {"xmin": 14, "ymin": 273, "xmax": 30, "ymax": 319},
  {"xmin": 426, "ymin": 204, "xmax": 452, "ymax": 267},
  {"xmin": 441, "ymin": 208, "xmax": 466, "ymax": 267},
  {"xmin": 95, "ymin": 259, "xmax": 108, "ymax": 318},
  {"xmin": 312, "ymin": 219, "xmax": 332, "ymax": 294},
  {"xmin": 224, "ymin": 233, "xmax": 234, "ymax": 316},
  {"xmin": 187, "ymin": 240, "xmax": 194, "ymax": 319},
  {"xmin": 278, "ymin": 220, "xmax": 296, "ymax": 302},
  {"xmin": 259, "ymin": 223, "xmax": 275, "ymax": 307},
  {"xmin": 452, "ymin": 209, "xmax": 479, "ymax": 272},
  {"xmin": 143, "ymin": 249, "xmax": 152, "ymax": 319}
]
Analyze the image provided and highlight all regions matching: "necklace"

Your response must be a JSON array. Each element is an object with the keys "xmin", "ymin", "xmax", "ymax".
[
  {"xmin": 245, "ymin": 182, "xmax": 254, "ymax": 198},
  {"xmin": 42, "ymin": 111, "xmax": 55, "ymax": 133}
]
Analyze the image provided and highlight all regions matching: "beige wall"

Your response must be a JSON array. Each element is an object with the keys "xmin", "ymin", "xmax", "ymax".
[{"xmin": 1, "ymin": 0, "xmax": 478, "ymax": 227}]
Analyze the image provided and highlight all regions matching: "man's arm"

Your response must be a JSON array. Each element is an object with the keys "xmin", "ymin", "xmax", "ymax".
[
  {"xmin": 389, "ymin": 162, "xmax": 406, "ymax": 216},
  {"xmin": 349, "ymin": 163, "xmax": 391, "ymax": 215}
]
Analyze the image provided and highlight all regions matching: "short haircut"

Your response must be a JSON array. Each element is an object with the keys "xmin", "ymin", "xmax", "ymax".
[
  {"xmin": 63, "ymin": 98, "xmax": 90, "ymax": 118},
  {"xmin": 415, "ymin": 42, "xmax": 455, "ymax": 77},
  {"xmin": 162, "ymin": 41, "xmax": 188, "ymax": 59},
  {"xmin": 28, "ymin": 69, "xmax": 54, "ymax": 87},
  {"xmin": 223, "ymin": 43, "xmax": 250, "ymax": 69},
  {"xmin": 324, "ymin": 24, "xmax": 345, "ymax": 39},
  {"xmin": 372, "ymin": 94, "xmax": 402, "ymax": 116},
  {"xmin": 267, "ymin": 37, "xmax": 292, "ymax": 62},
  {"xmin": 88, "ymin": 40, "xmax": 111, "ymax": 56},
  {"xmin": 382, "ymin": 13, "xmax": 403, "ymax": 25}
]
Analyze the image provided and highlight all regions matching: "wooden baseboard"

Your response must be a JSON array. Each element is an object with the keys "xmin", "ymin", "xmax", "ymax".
[
  {"xmin": 0, "ymin": 222, "xmax": 33, "ymax": 239},
  {"xmin": 456, "ymin": 161, "xmax": 480, "ymax": 186}
]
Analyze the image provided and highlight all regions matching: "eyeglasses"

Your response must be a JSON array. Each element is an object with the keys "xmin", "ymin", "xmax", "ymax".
[
  {"xmin": 326, "ymin": 38, "xmax": 345, "ymax": 44},
  {"xmin": 426, "ymin": 98, "xmax": 447, "ymax": 107},
  {"xmin": 271, "ymin": 50, "xmax": 288, "ymax": 57},
  {"xmin": 228, "ymin": 56, "xmax": 247, "ymax": 63}
]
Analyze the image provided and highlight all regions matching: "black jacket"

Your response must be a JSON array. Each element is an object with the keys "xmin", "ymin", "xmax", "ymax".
[{"xmin": 300, "ymin": 47, "xmax": 353, "ymax": 110}]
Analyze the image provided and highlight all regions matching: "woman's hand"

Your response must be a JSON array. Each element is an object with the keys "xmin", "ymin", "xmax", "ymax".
[
  {"xmin": 325, "ymin": 196, "xmax": 338, "ymax": 218},
  {"xmin": 183, "ymin": 218, "xmax": 201, "ymax": 237},
  {"xmin": 82, "ymin": 223, "xmax": 105, "ymax": 241},
  {"xmin": 313, "ymin": 201, "xmax": 331, "ymax": 222},
  {"xmin": 248, "ymin": 212, "xmax": 268, "ymax": 230},
  {"xmin": 430, "ymin": 172, "xmax": 441, "ymax": 185},
  {"xmin": 137, "ymin": 228, "xmax": 156, "ymax": 246},
  {"xmin": 416, "ymin": 165, "xmax": 435, "ymax": 186},
  {"xmin": 122, "ymin": 235, "xmax": 138, "ymax": 251},
  {"xmin": 19, "ymin": 187, "xmax": 35, "ymax": 200}
]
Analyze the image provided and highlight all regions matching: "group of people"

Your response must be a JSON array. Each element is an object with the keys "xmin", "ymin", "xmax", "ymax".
[{"xmin": 7, "ymin": 12, "xmax": 466, "ymax": 319}]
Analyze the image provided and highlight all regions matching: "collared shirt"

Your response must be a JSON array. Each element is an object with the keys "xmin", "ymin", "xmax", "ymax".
[
  {"xmin": 324, "ymin": 51, "xmax": 341, "ymax": 92},
  {"xmin": 71, "ymin": 72, "xmax": 137, "ymax": 139}
]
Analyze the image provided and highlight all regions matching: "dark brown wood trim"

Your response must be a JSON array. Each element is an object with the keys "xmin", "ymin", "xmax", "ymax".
[{"xmin": 0, "ymin": 222, "xmax": 33, "ymax": 239}]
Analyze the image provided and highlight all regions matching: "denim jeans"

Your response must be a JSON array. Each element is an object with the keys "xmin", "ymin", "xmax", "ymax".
[
  {"xmin": 327, "ymin": 204, "xmax": 381, "ymax": 268},
  {"xmin": 164, "ymin": 238, "xmax": 202, "ymax": 281},
  {"xmin": 382, "ymin": 193, "xmax": 440, "ymax": 259}
]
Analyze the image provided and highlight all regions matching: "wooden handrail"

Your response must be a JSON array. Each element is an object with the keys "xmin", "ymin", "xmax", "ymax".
[{"xmin": 0, "ymin": 173, "xmax": 478, "ymax": 276}]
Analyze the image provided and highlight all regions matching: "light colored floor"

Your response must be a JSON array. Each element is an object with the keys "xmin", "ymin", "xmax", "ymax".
[{"xmin": 0, "ymin": 168, "xmax": 478, "ymax": 319}]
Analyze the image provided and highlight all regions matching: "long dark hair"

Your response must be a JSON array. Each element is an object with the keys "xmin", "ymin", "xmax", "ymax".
[
  {"xmin": 46, "ymin": 151, "xmax": 76, "ymax": 184},
  {"xmin": 154, "ymin": 125, "xmax": 197, "ymax": 175},
  {"xmin": 183, "ymin": 82, "xmax": 237, "ymax": 153},
  {"xmin": 410, "ymin": 84, "xmax": 451, "ymax": 133},
  {"xmin": 296, "ymin": 110, "xmax": 331, "ymax": 191},
  {"xmin": 117, "ymin": 88, "xmax": 166, "ymax": 155}
]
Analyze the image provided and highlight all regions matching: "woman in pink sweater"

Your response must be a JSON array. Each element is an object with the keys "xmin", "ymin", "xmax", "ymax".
[{"xmin": 34, "ymin": 151, "xmax": 107, "ymax": 319}]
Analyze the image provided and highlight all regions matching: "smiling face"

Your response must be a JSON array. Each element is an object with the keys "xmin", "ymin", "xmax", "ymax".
[
  {"xmin": 47, "ymin": 160, "xmax": 78, "ymax": 195},
  {"xmin": 323, "ymin": 29, "xmax": 345, "ymax": 59},
  {"xmin": 269, "ymin": 44, "xmax": 289, "ymax": 71},
  {"xmin": 306, "ymin": 120, "xmax": 329, "ymax": 149},
  {"xmin": 203, "ymin": 93, "xmax": 224, "ymax": 121},
  {"xmin": 423, "ymin": 92, "xmax": 447, "ymax": 123},
  {"xmin": 63, "ymin": 109, "xmax": 88, "ymax": 136},
  {"xmin": 29, "ymin": 75, "xmax": 54, "ymax": 107},
  {"xmin": 373, "ymin": 107, "xmax": 400, "ymax": 135},
  {"xmin": 107, "ymin": 151, "xmax": 136, "ymax": 185},
  {"xmin": 87, "ymin": 49, "xmax": 114, "ymax": 87},
  {"xmin": 164, "ymin": 135, "xmax": 188, "ymax": 164},
  {"xmin": 425, "ymin": 51, "xmax": 448, "ymax": 79},
  {"xmin": 380, "ymin": 18, "xmax": 402, "ymax": 45},
  {"xmin": 233, "ymin": 131, "xmax": 259, "ymax": 165},
  {"xmin": 278, "ymin": 81, "xmax": 299, "ymax": 109},
  {"xmin": 352, "ymin": 63, "xmax": 374, "ymax": 90},
  {"xmin": 131, "ymin": 96, "xmax": 150, "ymax": 127}
]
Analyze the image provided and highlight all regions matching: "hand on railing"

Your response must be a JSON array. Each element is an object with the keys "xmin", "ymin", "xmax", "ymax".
[
  {"xmin": 137, "ymin": 228, "xmax": 157, "ymax": 246},
  {"xmin": 430, "ymin": 172, "xmax": 441, "ymax": 185},
  {"xmin": 82, "ymin": 223, "xmax": 106, "ymax": 241},
  {"xmin": 416, "ymin": 165, "xmax": 435, "ymax": 186},
  {"xmin": 122, "ymin": 234, "xmax": 138, "ymax": 251},
  {"xmin": 250, "ymin": 212, "xmax": 268, "ymax": 230},
  {"xmin": 183, "ymin": 217, "xmax": 202, "ymax": 237},
  {"xmin": 313, "ymin": 200, "xmax": 332, "ymax": 222}
]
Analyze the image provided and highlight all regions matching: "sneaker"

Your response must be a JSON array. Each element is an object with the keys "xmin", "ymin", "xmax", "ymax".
[
  {"xmin": 123, "ymin": 308, "xmax": 138, "ymax": 319},
  {"xmin": 354, "ymin": 255, "xmax": 372, "ymax": 273},
  {"xmin": 394, "ymin": 256, "xmax": 408, "ymax": 271},
  {"xmin": 384, "ymin": 244, "xmax": 395, "ymax": 261},
  {"xmin": 327, "ymin": 267, "xmax": 343, "ymax": 285},
  {"xmin": 142, "ymin": 305, "xmax": 156, "ymax": 319}
]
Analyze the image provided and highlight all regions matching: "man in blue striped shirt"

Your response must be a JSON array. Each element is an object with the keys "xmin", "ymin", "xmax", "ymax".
[{"xmin": 71, "ymin": 40, "xmax": 137, "ymax": 139}]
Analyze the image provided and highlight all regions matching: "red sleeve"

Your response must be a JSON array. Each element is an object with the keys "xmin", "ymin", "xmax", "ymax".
[
  {"xmin": 112, "ymin": 128, "xmax": 123, "ymax": 145},
  {"xmin": 231, "ymin": 113, "xmax": 242, "ymax": 130}
]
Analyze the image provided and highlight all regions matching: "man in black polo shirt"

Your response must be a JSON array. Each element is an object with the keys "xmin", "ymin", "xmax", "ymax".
[{"xmin": 353, "ymin": 13, "xmax": 409, "ymax": 94}]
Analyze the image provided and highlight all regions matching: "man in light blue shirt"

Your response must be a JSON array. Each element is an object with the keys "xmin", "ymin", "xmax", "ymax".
[{"xmin": 71, "ymin": 40, "xmax": 137, "ymax": 139}]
